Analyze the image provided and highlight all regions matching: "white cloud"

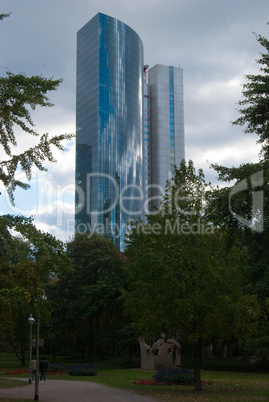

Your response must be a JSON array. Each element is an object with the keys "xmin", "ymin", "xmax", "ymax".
[
  {"xmin": 31, "ymin": 199, "xmax": 75, "ymax": 242},
  {"xmin": 189, "ymin": 77, "xmax": 242, "ymax": 104}
]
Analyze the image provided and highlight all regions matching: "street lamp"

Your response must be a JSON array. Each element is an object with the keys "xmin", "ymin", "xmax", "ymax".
[
  {"xmin": 34, "ymin": 290, "xmax": 47, "ymax": 401},
  {"xmin": 28, "ymin": 314, "xmax": 35, "ymax": 384}
]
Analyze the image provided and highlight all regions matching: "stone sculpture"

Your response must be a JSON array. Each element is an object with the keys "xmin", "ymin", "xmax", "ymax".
[{"xmin": 139, "ymin": 333, "xmax": 181, "ymax": 370}]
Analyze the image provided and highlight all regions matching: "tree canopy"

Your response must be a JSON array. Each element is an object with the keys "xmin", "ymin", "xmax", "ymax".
[
  {"xmin": 0, "ymin": 12, "xmax": 74, "ymax": 364},
  {"xmin": 232, "ymin": 25, "xmax": 269, "ymax": 160},
  {"xmin": 0, "ymin": 214, "xmax": 70, "ymax": 365},
  {"xmin": 210, "ymin": 24, "xmax": 269, "ymax": 362},
  {"xmin": 125, "ymin": 161, "xmax": 258, "ymax": 391},
  {"xmin": 47, "ymin": 233, "xmax": 131, "ymax": 359}
]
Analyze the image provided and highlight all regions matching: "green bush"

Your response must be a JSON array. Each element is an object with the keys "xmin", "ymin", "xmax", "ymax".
[
  {"xmin": 154, "ymin": 368, "xmax": 194, "ymax": 385},
  {"xmin": 48, "ymin": 362, "xmax": 66, "ymax": 372},
  {"xmin": 67, "ymin": 364, "xmax": 98, "ymax": 376}
]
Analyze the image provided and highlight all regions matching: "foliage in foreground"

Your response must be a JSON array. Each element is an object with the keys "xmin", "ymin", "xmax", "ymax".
[
  {"xmin": 209, "ymin": 22, "xmax": 269, "ymax": 364},
  {"xmin": 232, "ymin": 24, "xmax": 269, "ymax": 160},
  {"xmin": 0, "ymin": 13, "xmax": 74, "ymax": 201},
  {"xmin": 0, "ymin": 215, "xmax": 70, "ymax": 366},
  {"xmin": 125, "ymin": 160, "xmax": 259, "ymax": 392}
]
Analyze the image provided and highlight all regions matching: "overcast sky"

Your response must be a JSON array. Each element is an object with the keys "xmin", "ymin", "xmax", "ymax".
[{"xmin": 0, "ymin": 0, "xmax": 268, "ymax": 241}]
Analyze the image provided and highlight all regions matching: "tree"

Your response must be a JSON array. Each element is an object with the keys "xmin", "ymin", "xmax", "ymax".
[
  {"xmin": 209, "ymin": 161, "xmax": 269, "ymax": 360},
  {"xmin": 0, "ymin": 13, "xmax": 74, "ymax": 364},
  {"xmin": 209, "ymin": 24, "xmax": 269, "ymax": 360},
  {"xmin": 125, "ymin": 161, "xmax": 258, "ymax": 391},
  {"xmin": 47, "ymin": 233, "xmax": 130, "ymax": 359},
  {"xmin": 232, "ymin": 24, "xmax": 269, "ymax": 160},
  {"xmin": 0, "ymin": 214, "xmax": 70, "ymax": 365},
  {"xmin": 0, "ymin": 13, "xmax": 10, "ymax": 22},
  {"xmin": 0, "ymin": 13, "xmax": 74, "ymax": 202}
]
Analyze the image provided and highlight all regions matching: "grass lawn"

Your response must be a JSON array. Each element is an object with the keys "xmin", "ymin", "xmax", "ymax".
[
  {"xmin": 1, "ymin": 353, "xmax": 269, "ymax": 401},
  {"xmin": 1, "ymin": 368, "xmax": 269, "ymax": 401},
  {"xmin": 68, "ymin": 369, "xmax": 269, "ymax": 401},
  {"xmin": 0, "ymin": 378, "xmax": 31, "ymax": 402}
]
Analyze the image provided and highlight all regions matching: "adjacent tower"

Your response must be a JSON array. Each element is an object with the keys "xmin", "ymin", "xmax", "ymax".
[
  {"xmin": 148, "ymin": 64, "xmax": 185, "ymax": 210},
  {"xmin": 75, "ymin": 13, "xmax": 144, "ymax": 250}
]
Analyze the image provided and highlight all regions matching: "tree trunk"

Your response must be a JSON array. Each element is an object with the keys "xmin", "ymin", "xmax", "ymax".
[{"xmin": 193, "ymin": 339, "xmax": 202, "ymax": 391}]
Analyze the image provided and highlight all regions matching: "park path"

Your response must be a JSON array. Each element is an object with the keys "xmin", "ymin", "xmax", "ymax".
[{"xmin": 0, "ymin": 377, "xmax": 159, "ymax": 401}]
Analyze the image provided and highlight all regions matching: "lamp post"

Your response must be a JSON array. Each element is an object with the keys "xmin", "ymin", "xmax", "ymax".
[
  {"xmin": 28, "ymin": 314, "xmax": 35, "ymax": 384},
  {"xmin": 34, "ymin": 290, "xmax": 47, "ymax": 401}
]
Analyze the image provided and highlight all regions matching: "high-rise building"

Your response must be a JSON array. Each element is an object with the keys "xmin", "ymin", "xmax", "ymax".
[
  {"xmin": 75, "ymin": 13, "xmax": 144, "ymax": 250},
  {"xmin": 75, "ymin": 13, "xmax": 185, "ymax": 250},
  {"xmin": 147, "ymin": 64, "xmax": 185, "ymax": 210}
]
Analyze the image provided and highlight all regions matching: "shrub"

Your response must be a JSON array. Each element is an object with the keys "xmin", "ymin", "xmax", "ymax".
[
  {"xmin": 154, "ymin": 368, "xmax": 194, "ymax": 385},
  {"xmin": 48, "ymin": 362, "xmax": 66, "ymax": 372},
  {"xmin": 67, "ymin": 364, "xmax": 98, "ymax": 376}
]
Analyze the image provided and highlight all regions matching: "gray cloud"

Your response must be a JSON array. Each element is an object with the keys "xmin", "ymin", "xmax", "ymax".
[{"xmin": 1, "ymin": 0, "xmax": 268, "ymax": 240}]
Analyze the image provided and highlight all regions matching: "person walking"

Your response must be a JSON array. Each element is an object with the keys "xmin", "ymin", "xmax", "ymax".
[{"xmin": 39, "ymin": 357, "xmax": 48, "ymax": 381}]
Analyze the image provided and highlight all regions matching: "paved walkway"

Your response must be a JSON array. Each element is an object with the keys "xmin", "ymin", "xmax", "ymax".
[{"xmin": 0, "ymin": 377, "xmax": 159, "ymax": 401}]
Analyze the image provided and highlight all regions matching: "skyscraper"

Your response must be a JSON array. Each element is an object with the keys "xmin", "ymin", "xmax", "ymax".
[
  {"xmin": 75, "ymin": 13, "xmax": 144, "ymax": 250},
  {"xmin": 75, "ymin": 13, "xmax": 185, "ymax": 249},
  {"xmin": 147, "ymin": 64, "xmax": 185, "ymax": 210}
]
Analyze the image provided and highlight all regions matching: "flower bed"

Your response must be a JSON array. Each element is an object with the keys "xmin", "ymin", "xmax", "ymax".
[
  {"xmin": 2, "ymin": 369, "xmax": 29, "ymax": 375},
  {"xmin": 134, "ymin": 379, "xmax": 166, "ymax": 385},
  {"xmin": 1, "ymin": 366, "xmax": 67, "ymax": 376},
  {"xmin": 1, "ymin": 362, "xmax": 98, "ymax": 377},
  {"xmin": 135, "ymin": 368, "xmax": 212, "ymax": 386},
  {"xmin": 134, "ymin": 378, "xmax": 212, "ymax": 386},
  {"xmin": 154, "ymin": 368, "xmax": 195, "ymax": 385}
]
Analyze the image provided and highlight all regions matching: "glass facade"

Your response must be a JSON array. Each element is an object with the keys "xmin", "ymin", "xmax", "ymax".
[
  {"xmin": 143, "ymin": 67, "xmax": 151, "ymax": 213},
  {"xmin": 169, "ymin": 66, "xmax": 175, "ymax": 175},
  {"xmin": 148, "ymin": 64, "xmax": 185, "ymax": 210},
  {"xmin": 75, "ymin": 13, "xmax": 144, "ymax": 250}
]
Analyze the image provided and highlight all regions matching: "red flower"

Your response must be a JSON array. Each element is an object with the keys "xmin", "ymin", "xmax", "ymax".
[
  {"xmin": 4, "ymin": 369, "xmax": 29, "ymax": 375},
  {"xmin": 134, "ymin": 378, "xmax": 212, "ymax": 386}
]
